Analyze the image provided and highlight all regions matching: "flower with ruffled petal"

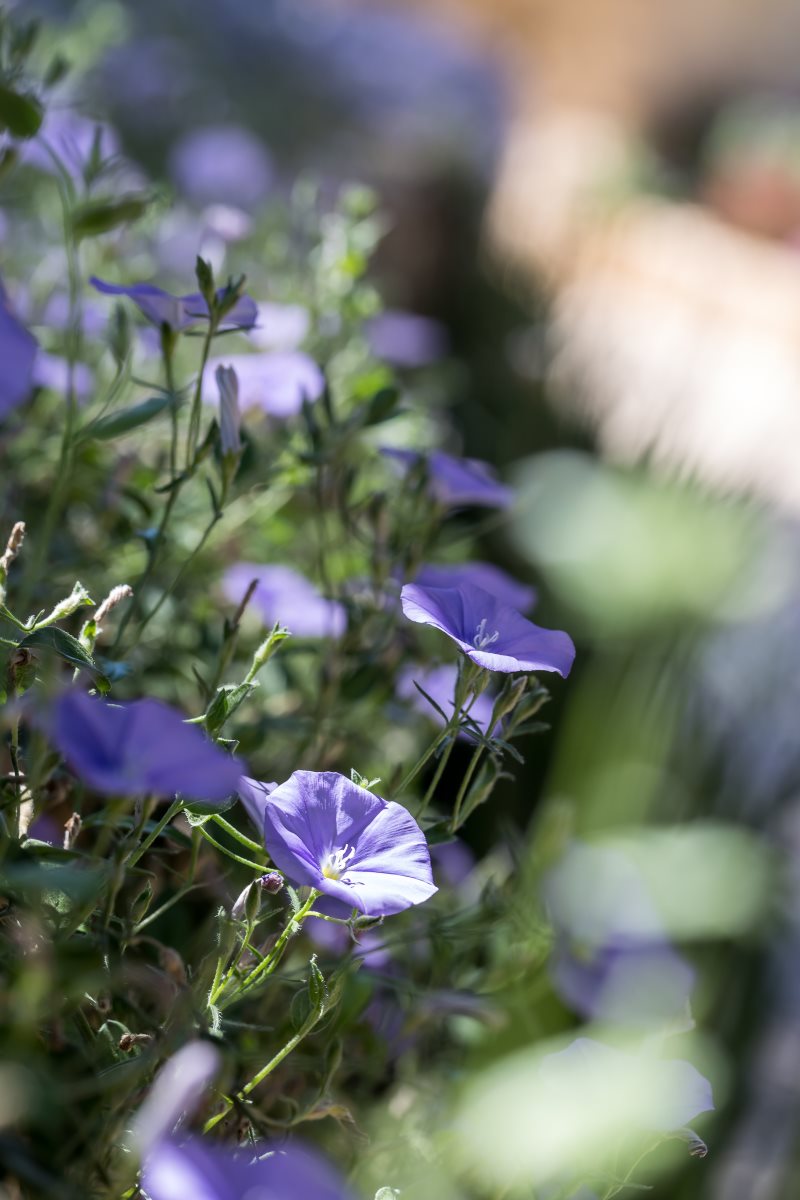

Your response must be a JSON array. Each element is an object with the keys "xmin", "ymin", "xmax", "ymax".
[
  {"xmin": 90, "ymin": 276, "xmax": 257, "ymax": 332},
  {"xmin": 415, "ymin": 560, "xmax": 536, "ymax": 612},
  {"xmin": 47, "ymin": 691, "xmax": 243, "ymax": 804},
  {"xmin": 238, "ymin": 770, "xmax": 437, "ymax": 916},
  {"xmin": 382, "ymin": 447, "xmax": 512, "ymax": 509},
  {"xmin": 401, "ymin": 582, "xmax": 575, "ymax": 676},
  {"xmin": 222, "ymin": 563, "xmax": 346, "ymax": 638}
]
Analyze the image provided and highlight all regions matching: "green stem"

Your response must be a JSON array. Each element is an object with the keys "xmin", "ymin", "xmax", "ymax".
[
  {"xmin": 210, "ymin": 814, "xmax": 263, "ymax": 853},
  {"xmin": 450, "ymin": 741, "xmax": 485, "ymax": 833},
  {"xmin": 396, "ymin": 725, "xmax": 451, "ymax": 796},
  {"xmin": 136, "ymin": 505, "xmax": 222, "ymax": 637},
  {"xmin": 196, "ymin": 824, "xmax": 266, "ymax": 872},
  {"xmin": 185, "ymin": 324, "xmax": 215, "ymax": 469},
  {"xmin": 220, "ymin": 891, "xmax": 318, "ymax": 1009},
  {"xmin": 125, "ymin": 799, "xmax": 182, "ymax": 869}
]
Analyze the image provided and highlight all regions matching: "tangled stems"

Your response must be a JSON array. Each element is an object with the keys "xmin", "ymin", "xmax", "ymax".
[{"xmin": 215, "ymin": 890, "xmax": 320, "ymax": 1010}]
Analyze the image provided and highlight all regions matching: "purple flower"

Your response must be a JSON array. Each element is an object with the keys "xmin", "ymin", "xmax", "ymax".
[
  {"xmin": 47, "ymin": 691, "xmax": 243, "ymax": 803},
  {"xmin": 415, "ymin": 561, "xmax": 536, "ymax": 612},
  {"xmin": 539, "ymin": 1038, "xmax": 714, "ymax": 1133},
  {"xmin": 32, "ymin": 351, "xmax": 94, "ymax": 401},
  {"xmin": 382, "ymin": 447, "xmax": 512, "ymax": 509},
  {"xmin": 401, "ymin": 582, "xmax": 575, "ymax": 676},
  {"xmin": 0, "ymin": 286, "xmax": 37, "ymax": 418},
  {"xmin": 143, "ymin": 1137, "xmax": 353, "ymax": 1200},
  {"xmin": 550, "ymin": 938, "xmax": 695, "ymax": 1029},
  {"xmin": 397, "ymin": 663, "xmax": 497, "ymax": 740},
  {"xmin": 238, "ymin": 770, "xmax": 437, "ymax": 916},
  {"xmin": 249, "ymin": 302, "xmax": 310, "ymax": 351},
  {"xmin": 90, "ymin": 277, "xmax": 257, "ymax": 333},
  {"xmin": 22, "ymin": 107, "xmax": 120, "ymax": 179},
  {"xmin": 205, "ymin": 351, "xmax": 324, "ymax": 418},
  {"xmin": 222, "ymin": 564, "xmax": 346, "ymax": 638},
  {"xmin": 365, "ymin": 310, "xmax": 447, "ymax": 367},
  {"xmin": 169, "ymin": 124, "xmax": 273, "ymax": 209}
]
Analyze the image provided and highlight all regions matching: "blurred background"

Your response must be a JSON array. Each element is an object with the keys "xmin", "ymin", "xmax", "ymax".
[{"xmin": 17, "ymin": 0, "xmax": 800, "ymax": 1195}]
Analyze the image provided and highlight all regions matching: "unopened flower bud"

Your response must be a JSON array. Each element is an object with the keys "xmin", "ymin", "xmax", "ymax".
[
  {"xmin": 95, "ymin": 583, "xmax": 133, "ymax": 626},
  {"xmin": 63, "ymin": 812, "xmax": 82, "ymax": 850},
  {"xmin": 0, "ymin": 521, "xmax": 25, "ymax": 575},
  {"xmin": 260, "ymin": 871, "xmax": 283, "ymax": 895},
  {"xmin": 490, "ymin": 676, "xmax": 528, "ymax": 724},
  {"xmin": 232, "ymin": 879, "xmax": 261, "ymax": 923},
  {"xmin": 215, "ymin": 364, "xmax": 241, "ymax": 456}
]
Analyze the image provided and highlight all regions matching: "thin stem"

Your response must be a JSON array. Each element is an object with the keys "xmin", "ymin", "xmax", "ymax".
[
  {"xmin": 210, "ymin": 814, "xmax": 263, "ymax": 854},
  {"xmin": 136, "ymin": 505, "xmax": 222, "ymax": 637},
  {"xmin": 396, "ymin": 725, "xmax": 451, "ymax": 796},
  {"xmin": 450, "ymin": 741, "xmax": 485, "ymax": 832},
  {"xmin": 125, "ymin": 799, "xmax": 183, "ymax": 869},
  {"xmin": 220, "ymin": 891, "xmax": 318, "ymax": 1009},
  {"xmin": 162, "ymin": 331, "xmax": 179, "ymax": 481},
  {"xmin": 196, "ymin": 824, "xmax": 266, "ymax": 872},
  {"xmin": 185, "ymin": 324, "xmax": 215, "ymax": 469}
]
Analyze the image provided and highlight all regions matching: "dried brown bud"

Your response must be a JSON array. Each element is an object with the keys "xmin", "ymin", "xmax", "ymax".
[
  {"xmin": 0, "ymin": 522, "xmax": 25, "ymax": 573},
  {"xmin": 119, "ymin": 1032, "xmax": 154, "ymax": 1052},
  {"xmin": 63, "ymin": 813, "xmax": 82, "ymax": 850},
  {"xmin": 95, "ymin": 583, "xmax": 133, "ymax": 626}
]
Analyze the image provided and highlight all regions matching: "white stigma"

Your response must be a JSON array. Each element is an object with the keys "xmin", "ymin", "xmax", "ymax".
[
  {"xmin": 472, "ymin": 617, "xmax": 500, "ymax": 650},
  {"xmin": 321, "ymin": 844, "xmax": 356, "ymax": 881}
]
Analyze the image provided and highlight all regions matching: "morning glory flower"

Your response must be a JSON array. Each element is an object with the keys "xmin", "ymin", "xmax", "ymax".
[
  {"xmin": 90, "ymin": 277, "xmax": 258, "ymax": 333},
  {"xmin": 0, "ymin": 286, "xmax": 37, "ymax": 418},
  {"xmin": 143, "ymin": 1137, "xmax": 353, "ymax": 1200},
  {"xmin": 415, "ymin": 561, "xmax": 536, "ymax": 612},
  {"xmin": 132, "ymin": 1041, "xmax": 352, "ymax": 1200},
  {"xmin": 401, "ymin": 581, "xmax": 575, "ymax": 675},
  {"xmin": 46, "ymin": 691, "xmax": 243, "ymax": 803},
  {"xmin": 397, "ymin": 663, "xmax": 497, "ymax": 740},
  {"xmin": 205, "ymin": 351, "xmax": 324, "ymax": 418},
  {"xmin": 222, "ymin": 564, "xmax": 346, "ymax": 638},
  {"xmin": 238, "ymin": 770, "xmax": 437, "ymax": 916},
  {"xmin": 382, "ymin": 447, "xmax": 512, "ymax": 509}
]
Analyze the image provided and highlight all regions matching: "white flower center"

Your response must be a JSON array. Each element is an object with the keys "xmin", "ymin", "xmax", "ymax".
[
  {"xmin": 472, "ymin": 617, "xmax": 500, "ymax": 650},
  {"xmin": 321, "ymin": 844, "xmax": 356, "ymax": 880}
]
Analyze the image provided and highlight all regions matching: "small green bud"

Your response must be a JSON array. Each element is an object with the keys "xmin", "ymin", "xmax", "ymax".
[{"xmin": 130, "ymin": 880, "xmax": 154, "ymax": 925}]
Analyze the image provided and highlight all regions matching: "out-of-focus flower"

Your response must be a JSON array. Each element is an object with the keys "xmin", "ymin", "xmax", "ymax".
[
  {"xmin": 22, "ymin": 107, "xmax": 120, "ymax": 179},
  {"xmin": 550, "ymin": 938, "xmax": 695, "ymax": 1029},
  {"xmin": 239, "ymin": 770, "xmax": 437, "ymax": 916},
  {"xmin": 222, "ymin": 564, "xmax": 346, "ymax": 638},
  {"xmin": 143, "ymin": 1136, "xmax": 353, "ymax": 1200},
  {"xmin": 0, "ymin": 286, "xmax": 37, "ymax": 417},
  {"xmin": 415, "ymin": 561, "xmax": 536, "ymax": 612},
  {"xmin": 543, "ymin": 841, "xmax": 696, "ymax": 1028},
  {"xmin": 397, "ymin": 663, "xmax": 497, "ymax": 740},
  {"xmin": 540, "ymin": 1039, "xmax": 714, "ymax": 1133},
  {"xmin": 214, "ymin": 365, "xmax": 241, "ymax": 455},
  {"xmin": 202, "ymin": 204, "xmax": 253, "ymax": 244},
  {"xmin": 41, "ymin": 292, "xmax": 108, "ymax": 339},
  {"xmin": 131, "ymin": 1040, "xmax": 220, "ymax": 1154},
  {"xmin": 169, "ymin": 124, "xmax": 273, "ymax": 209},
  {"xmin": 365, "ymin": 310, "xmax": 447, "ymax": 367},
  {"xmin": 46, "ymin": 691, "xmax": 243, "ymax": 803},
  {"xmin": 205, "ymin": 351, "xmax": 324, "ymax": 418},
  {"xmin": 248, "ymin": 302, "xmax": 311, "ymax": 352},
  {"xmin": 32, "ymin": 351, "xmax": 94, "ymax": 401},
  {"xmin": 401, "ymin": 582, "xmax": 575, "ymax": 676},
  {"xmin": 90, "ymin": 277, "xmax": 257, "ymax": 333},
  {"xmin": 382, "ymin": 447, "xmax": 512, "ymax": 509}
]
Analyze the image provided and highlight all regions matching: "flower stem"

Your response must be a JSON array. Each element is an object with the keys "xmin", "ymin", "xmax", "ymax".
[
  {"xmin": 210, "ymin": 814, "xmax": 263, "ymax": 853},
  {"xmin": 185, "ymin": 323, "xmax": 215, "ymax": 469},
  {"xmin": 450, "ymin": 741, "xmax": 485, "ymax": 833},
  {"xmin": 125, "ymin": 798, "xmax": 183, "ymax": 869},
  {"xmin": 219, "ymin": 890, "xmax": 318, "ymax": 1009}
]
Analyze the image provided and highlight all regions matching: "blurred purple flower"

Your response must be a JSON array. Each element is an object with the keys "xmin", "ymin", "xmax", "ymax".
[
  {"xmin": 202, "ymin": 204, "xmax": 253, "ymax": 244},
  {"xmin": 401, "ymin": 582, "xmax": 575, "ymax": 676},
  {"xmin": 551, "ymin": 938, "xmax": 695, "ymax": 1029},
  {"xmin": 47, "ymin": 691, "xmax": 243, "ymax": 803},
  {"xmin": 90, "ymin": 277, "xmax": 257, "ymax": 333},
  {"xmin": 133, "ymin": 1040, "xmax": 220, "ymax": 1153},
  {"xmin": 143, "ymin": 1137, "xmax": 352, "ymax": 1200},
  {"xmin": 383, "ymin": 447, "xmax": 513, "ymax": 510},
  {"xmin": 238, "ymin": 770, "xmax": 437, "ymax": 916},
  {"xmin": 543, "ymin": 842, "xmax": 696, "ymax": 1028},
  {"xmin": 415, "ymin": 561, "xmax": 536, "ymax": 612},
  {"xmin": 0, "ymin": 286, "xmax": 37, "ymax": 417},
  {"xmin": 205, "ymin": 351, "xmax": 324, "ymax": 418},
  {"xmin": 397, "ymin": 663, "xmax": 497, "ymax": 740},
  {"xmin": 41, "ymin": 292, "xmax": 108, "ymax": 339},
  {"xmin": 222, "ymin": 564, "xmax": 346, "ymax": 638},
  {"xmin": 430, "ymin": 838, "xmax": 476, "ymax": 888},
  {"xmin": 32, "ymin": 351, "xmax": 94, "ymax": 401},
  {"xmin": 23, "ymin": 107, "xmax": 120, "ymax": 179},
  {"xmin": 249, "ymin": 302, "xmax": 310, "ymax": 352},
  {"xmin": 169, "ymin": 124, "xmax": 273, "ymax": 209},
  {"xmin": 539, "ymin": 1038, "xmax": 714, "ymax": 1133},
  {"xmin": 366, "ymin": 310, "xmax": 447, "ymax": 367}
]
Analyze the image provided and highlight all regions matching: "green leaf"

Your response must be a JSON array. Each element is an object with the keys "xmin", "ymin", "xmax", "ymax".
[
  {"xmin": 0, "ymin": 84, "xmax": 43, "ymax": 138},
  {"xmin": 18, "ymin": 626, "xmax": 109, "ymax": 687},
  {"xmin": 204, "ymin": 681, "xmax": 258, "ymax": 736},
  {"xmin": 308, "ymin": 955, "xmax": 328, "ymax": 1013},
  {"xmin": 71, "ymin": 194, "xmax": 149, "ymax": 239},
  {"xmin": 79, "ymin": 395, "xmax": 170, "ymax": 442}
]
